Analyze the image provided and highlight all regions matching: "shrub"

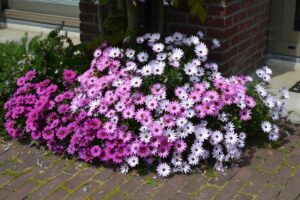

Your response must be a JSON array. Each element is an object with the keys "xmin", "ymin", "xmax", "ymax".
[
  {"xmin": 0, "ymin": 26, "xmax": 90, "ymax": 138},
  {"xmin": 3, "ymin": 32, "xmax": 289, "ymax": 177}
]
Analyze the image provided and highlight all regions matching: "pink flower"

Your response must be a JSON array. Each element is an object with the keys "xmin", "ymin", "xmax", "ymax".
[{"xmin": 91, "ymin": 145, "xmax": 102, "ymax": 157}]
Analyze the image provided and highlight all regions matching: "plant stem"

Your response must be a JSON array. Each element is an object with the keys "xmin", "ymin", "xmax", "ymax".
[
  {"xmin": 125, "ymin": 0, "xmax": 138, "ymax": 34},
  {"xmin": 158, "ymin": 0, "xmax": 164, "ymax": 34},
  {"xmin": 97, "ymin": 3, "xmax": 105, "ymax": 37}
]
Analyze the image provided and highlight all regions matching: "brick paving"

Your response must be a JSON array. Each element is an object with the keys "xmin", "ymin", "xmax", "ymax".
[{"xmin": 0, "ymin": 126, "xmax": 299, "ymax": 200}]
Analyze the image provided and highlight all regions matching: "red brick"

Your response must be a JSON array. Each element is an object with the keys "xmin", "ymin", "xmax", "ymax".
[{"xmin": 79, "ymin": 2, "xmax": 97, "ymax": 13}]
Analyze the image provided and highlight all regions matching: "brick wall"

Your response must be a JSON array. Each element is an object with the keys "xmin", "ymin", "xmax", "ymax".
[{"xmin": 79, "ymin": 0, "xmax": 271, "ymax": 73}]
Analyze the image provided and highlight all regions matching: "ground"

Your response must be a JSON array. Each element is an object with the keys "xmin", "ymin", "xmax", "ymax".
[{"xmin": 0, "ymin": 124, "xmax": 299, "ymax": 200}]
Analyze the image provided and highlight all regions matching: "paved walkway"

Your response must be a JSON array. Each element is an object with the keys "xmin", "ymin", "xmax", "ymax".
[{"xmin": 0, "ymin": 125, "xmax": 299, "ymax": 200}]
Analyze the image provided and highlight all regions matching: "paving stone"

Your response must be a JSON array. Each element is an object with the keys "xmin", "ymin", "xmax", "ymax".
[
  {"xmin": 172, "ymin": 192, "xmax": 191, "ymax": 200},
  {"xmin": 214, "ymin": 180, "xmax": 244, "ymax": 200},
  {"xmin": 241, "ymin": 172, "xmax": 271, "ymax": 195},
  {"xmin": 90, "ymin": 173, "xmax": 126, "ymax": 199},
  {"xmin": 131, "ymin": 181, "xmax": 159, "ymax": 199},
  {"xmin": 276, "ymin": 169, "xmax": 300, "ymax": 200},
  {"xmin": 0, "ymin": 189, "xmax": 13, "ymax": 200},
  {"xmin": 153, "ymin": 175, "xmax": 188, "ymax": 200},
  {"xmin": 28, "ymin": 173, "xmax": 71, "ymax": 199},
  {"xmin": 46, "ymin": 188, "xmax": 69, "ymax": 200},
  {"xmin": 262, "ymin": 150, "xmax": 283, "ymax": 172},
  {"xmin": 5, "ymin": 180, "xmax": 39, "ymax": 200},
  {"xmin": 194, "ymin": 186, "xmax": 219, "ymax": 200},
  {"xmin": 0, "ymin": 175, "xmax": 13, "ymax": 186},
  {"xmin": 34, "ymin": 162, "xmax": 66, "ymax": 180},
  {"xmin": 256, "ymin": 166, "xmax": 292, "ymax": 200},
  {"xmin": 64, "ymin": 167, "xmax": 96, "ymax": 190},
  {"xmin": 208, "ymin": 167, "xmax": 240, "ymax": 186},
  {"xmin": 234, "ymin": 194, "xmax": 253, "ymax": 200},
  {"xmin": 67, "ymin": 181, "xmax": 100, "ymax": 200},
  {"xmin": 92, "ymin": 168, "xmax": 115, "ymax": 183},
  {"xmin": 180, "ymin": 174, "xmax": 207, "ymax": 194},
  {"xmin": 120, "ymin": 176, "xmax": 144, "ymax": 194},
  {"xmin": 288, "ymin": 146, "xmax": 300, "ymax": 165},
  {"xmin": 4, "ymin": 167, "xmax": 40, "ymax": 191}
]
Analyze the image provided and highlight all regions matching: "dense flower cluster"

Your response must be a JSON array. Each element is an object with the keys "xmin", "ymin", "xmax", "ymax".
[{"xmin": 4, "ymin": 32, "xmax": 289, "ymax": 177}]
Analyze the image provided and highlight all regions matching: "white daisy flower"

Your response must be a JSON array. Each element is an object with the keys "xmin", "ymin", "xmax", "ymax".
[
  {"xmin": 157, "ymin": 163, "xmax": 171, "ymax": 177},
  {"xmin": 237, "ymin": 139, "xmax": 245, "ymax": 148},
  {"xmin": 168, "ymin": 59, "xmax": 180, "ymax": 68},
  {"xmin": 112, "ymin": 79, "xmax": 123, "ymax": 87},
  {"xmin": 261, "ymin": 121, "xmax": 272, "ymax": 133},
  {"xmin": 152, "ymin": 43, "xmax": 165, "ymax": 52},
  {"xmin": 256, "ymin": 69, "xmax": 264, "ymax": 78},
  {"xmin": 137, "ymin": 52, "xmax": 149, "ymax": 62},
  {"xmin": 239, "ymin": 132, "xmax": 246, "ymax": 140},
  {"xmin": 171, "ymin": 48, "xmax": 184, "ymax": 60},
  {"xmin": 149, "ymin": 33, "xmax": 160, "ymax": 42},
  {"xmin": 171, "ymin": 154, "xmax": 183, "ymax": 167},
  {"xmin": 271, "ymin": 110, "xmax": 280, "ymax": 120},
  {"xmin": 195, "ymin": 42, "xmax": 208, "ymax": 57},
  {"xmin": 164, "ymin": 129, "xmax": 177, "ymax": 142},
  {"xmin": 265, "ymin": 96, "xmax": 275, "ymax": 109},
  {"xmin": 177, "ymin": 127, "xmax": 189, "ymax": 139},
  {"xmin": 196, "ymin": 67, "xmax": 205, "ymax": 77},
  {"xmin": 127, "ymin": 156, "xmax": 139, "ymax": 167},
  {"xmin": 225, "ymin": 132, "xmax": 238, "ymax": 145},
  {"xmin": 126, "ymin": 48, "xmax": 135, "ymax": 59},
  {"xmin": 195, "ymin": 127, "xmax": 210, "ymax": 142},
  {"xmin": 130, "ymin": 76, "xmax": 143, "ymax": 88},
  {"xmin": 255, "ymin": 85, "xmax": 268, "ymax": 97},
  {"xmin": 140, "ymin": 64, "xmax": 152, "ymax": 76},
  {"xmin": 185, "ymin": 109, "xmax": 195, "ymax": 118},
  {"xmin": 151, "ymin": 61, "xmax": 165, "ymax": 75},
  {"xmin": 182, "ymin": 99, "xmax": 194, "ymax": 109},
  {"xmin": 263, "ymin": 66, "xmax": 272, "ymax": 75},
  {"xmin": 120, "ymin": 164, "xmax": 129, "ymax": 174},
  {"xmin": 212, "ymin": 38, "xmax": 221, "ymax": 49},
  {"xmin": 139, "ymin": 125, "xmax": 149, "ymax": 132},
  {"xmin": 136, "ymin": 36, "xmax": 144, "ymax": 43},
  {"xmin": 197, "ymin": 30, "xmax": 204, "ymax": 38},
  {"xmin": 125, "ymin": 62, "xmax": 137, "ymax": 71},
  {"xmin": 211, "ymin": 130, "xmax": 223, "ymax": 144},
  {"xmin": 184, "ymin": 63, "xmax": 197, "ymax": 76},
  {"xmin": 272, "ymin": 125, "xmax": 279, "ymax": 133},
  {"xmin": 165, "ymin": 36, "xmax": 174, "ymax": 44},
  {"xmin": 262, "ymin": 74, "xmax": 271, "ymax": 82},
  {"xmin": 191, "ymin": 144, "xmax": 204, "ymax": 156},
  {"xmin": 173, "ymin": 32, "xmax": 184, "ymax": 41},
  {"xmin": 184, "ymin": 122, "xmax": 195, "ymax": 134},
  {"xmin": 176, "ymin": 117, "xmax": 188, "ymax": 127},
  {"xmin": 279, "ymin": 87, "xmax": 289, "ymax": 99},
  {"xmin": 109, "ymin": 47, "xmax": 121, "ymax": 58},
  {"xmin": 156, "ymin": 52, "xmax": 167, "ymax": 61},
  {"xmin": 268, "ymin": 132, "xmax": 279, "ymax": 141},
  {"xmin": 89, "ymin": 99, "xmax": 100, "ymax": 110},
  {"xmin": 114, "ymin": 101, "xmax": 125, "ymax": 111},
  {"xmin": 181, "ymin": 162, "xmax": 191, "ymax": 174},
  {"xmin": 140, "ymin": 131, "xmax": 152, "ymax": 143},
  {"xmin": 189, "ymin": 35, "xmax": 200, "ymax": 45},
  {"xmin": 188, "ymin": 154, "xmax": 199, "ymax": 165}
]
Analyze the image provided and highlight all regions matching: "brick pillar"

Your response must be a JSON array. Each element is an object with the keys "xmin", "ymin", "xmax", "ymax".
[
  {"xmin": 163, "ymin": 0, "xmax": 271, "ymax": 73},
  {"xmin": 79, "ymin": 0, "xmax": 100, "ymax": 43}
]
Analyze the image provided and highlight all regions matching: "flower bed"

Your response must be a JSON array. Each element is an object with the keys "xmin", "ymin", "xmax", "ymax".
[{"xmin": 4, "ymin": 32, "xmax": 289, "ymax": 177}]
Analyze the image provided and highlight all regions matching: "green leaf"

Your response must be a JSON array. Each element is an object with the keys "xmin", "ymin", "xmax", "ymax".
[
  {"xmin": 198, "ymin": 5, "xmax": 207, "ymax": 22},
  {"xmin": 173, "ymin": 0, "xmax": 180, "ymax": 7},
  {"xmin": 99, "ymin": 0, "xmax": 109, "ymax": 5}
]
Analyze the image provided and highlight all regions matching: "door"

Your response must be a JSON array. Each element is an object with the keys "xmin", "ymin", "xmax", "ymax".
[{"xmin": 269, "ymin": 0, "xmax": 300, "ymax": 57}]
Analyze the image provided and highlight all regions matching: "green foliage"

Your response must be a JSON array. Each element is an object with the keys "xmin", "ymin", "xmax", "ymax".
[
  {"xmin": 0, "ymin": 26, "xmax": 90, "ymax": 139},
  {"xmin": 174, "ymin": 0, "xmax": 207, "ymax": 21}
]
